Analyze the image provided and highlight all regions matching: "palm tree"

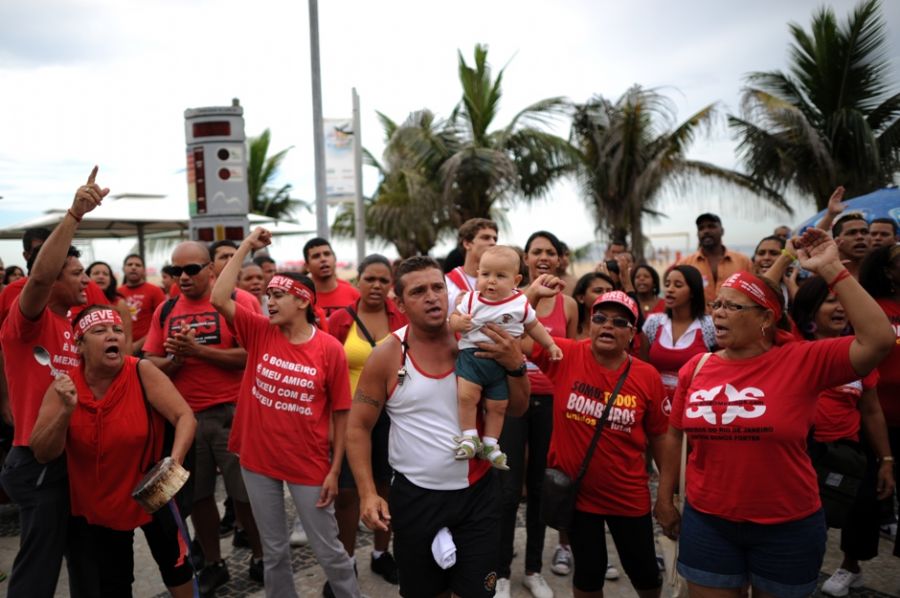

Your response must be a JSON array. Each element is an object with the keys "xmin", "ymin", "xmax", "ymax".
[
  {"xmin": 246, "ymin": 128, "xmax": 310, "ymax": 219},
  {"xmin": 571, "ymin": 86, "xmax": 789, "ymax": 258},
  {"xmin": 332, "ymin": 111, "xmax": 459, "ymax": 257},
  {"xmin": 441, "ymin": 44, "xmax": 577, "ymax": 224},
  {"xmin": 729, "ymin": 0, "xmax": 900, "ymax": 209}
]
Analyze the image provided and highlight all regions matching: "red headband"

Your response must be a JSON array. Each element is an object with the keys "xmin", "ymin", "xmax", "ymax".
[
  {"xmin": 75, "ymin": 308, "xmax": 123, "ymax": 340},
  {"xmin": 721, "ymin": 272, "xmax": 782, "ymax": 320},
  {"xmin": 267, "ymin": 275, "xmax": 314, "ymax": 303}
]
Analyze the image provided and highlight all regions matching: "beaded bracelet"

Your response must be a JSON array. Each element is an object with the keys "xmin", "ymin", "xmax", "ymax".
[{"xmin": 67, "ymin": 209, "xmax": 82, "ymax": 223}]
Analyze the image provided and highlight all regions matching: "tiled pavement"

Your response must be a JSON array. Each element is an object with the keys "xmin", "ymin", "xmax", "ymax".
[{"xmin": 0, "ymin": 498, "xmax": 898, "ymax": 597}]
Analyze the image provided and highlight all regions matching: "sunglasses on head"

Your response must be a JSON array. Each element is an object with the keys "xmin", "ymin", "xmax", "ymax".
[
  {"xmin": 591, "ymin": 312, "xmax": 633, "ymax": 329},
  {"xmin": 170, "ymin": 263, "xmax": 210, "ymax": 277}
]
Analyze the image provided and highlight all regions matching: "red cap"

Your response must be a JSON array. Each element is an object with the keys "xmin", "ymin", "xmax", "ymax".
[{"xmin": 592, "ymin": 291, "xmax": 639, "ymax": 323}]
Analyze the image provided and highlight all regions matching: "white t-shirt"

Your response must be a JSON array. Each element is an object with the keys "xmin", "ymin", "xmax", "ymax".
[{"xmin": 456, "ymin": 291, "xmax": 536, "ymax": 350}]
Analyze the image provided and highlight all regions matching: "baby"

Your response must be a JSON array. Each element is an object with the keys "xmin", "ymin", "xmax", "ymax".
[{"xmin": 449, "ymin": 245, "xmax": 562, "ymax": 469}]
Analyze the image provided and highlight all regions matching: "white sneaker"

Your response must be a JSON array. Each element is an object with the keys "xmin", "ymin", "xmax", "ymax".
[
  {"xmin": 550, "ymin": 545, "xmax": 572, "ymax": 576},
  {"xmin": 822, "ymin": 568, "xmax": 863, "ymax": 597},
  {"xmin": 289, "ymin": 518, "xmax": 308, "ymax": 546},
  {"xmin": 494, "ymin": 577, "xmax": 511, "ymax": 598},
  {"xmin": 605, "ymin": 563, "xmax": 620, "ymax": 580},
  {"xmin": 523, "ymin": 573, "xmax": 554, "ymax": 598}
]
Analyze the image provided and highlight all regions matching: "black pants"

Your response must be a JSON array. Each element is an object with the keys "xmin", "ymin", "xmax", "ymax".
[
  {"xmin": 390, "ymin": 472, "xmax": 501, "ymax": 598},
  {"xmin": 838, "ymin": 441, "xmax": 883, "ymax": 560},
  {"xmin": 0, "ymin": 447, "xmax": 71, "ymax": 598},
  {"xmin": 497, "ymin": 393, "xmax": 553, "ymax": 577}
]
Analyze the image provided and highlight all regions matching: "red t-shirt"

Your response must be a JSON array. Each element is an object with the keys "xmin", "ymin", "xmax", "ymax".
[
  {"xmin": 228, "ymin": 304, "xmax": 351, "ymax": 485},
  {"xmin": 0, "ymin": 277, "xmax": 106, "ymax": 325},
  {"xmin": 534, "ymin": 338, "xmax": 669, "ymax": 516},
  {"xmin": 316, "ymin": 279, "xmax": 361, "ymax": 319},
  {"xmin": 875, "ymin": 299, "xmax": 900, "ymax": 426},
  {"xmin": 0, "ymin": 305, "xmax": 80, "ymax": 445},
  {"xmin": 143, "ymin": 292, "xmax": 257, "ymax": 412},
  {"xmin": 813, "ymin": 370, "xmax": 879, "ymax": 443},
  {"xmin": 670, "ymin": 337, "xmax": 858, "ymax": 524},
  {"xmin": 118, "ymin": 282, "xmax": 166, "ymax": 341},
  {"xmin": 67, "ymin": 357, "xmax": 164, "ymax": 530}
]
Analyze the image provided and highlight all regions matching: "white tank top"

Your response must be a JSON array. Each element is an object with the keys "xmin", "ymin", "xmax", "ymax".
[{"xmin": 385, "ymin": 326, "xmax": 484, "ymax": 490}]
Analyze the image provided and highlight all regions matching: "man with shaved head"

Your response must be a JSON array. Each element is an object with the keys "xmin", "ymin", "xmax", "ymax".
[{"xmin": 143, "ymin": 240, "xmax": 264, "ymax": 592}]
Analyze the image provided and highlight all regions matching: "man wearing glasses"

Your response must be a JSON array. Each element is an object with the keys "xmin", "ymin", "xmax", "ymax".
[{"xmin": 143, "ymin": 241, "xmax": 264, "ymax": 593}]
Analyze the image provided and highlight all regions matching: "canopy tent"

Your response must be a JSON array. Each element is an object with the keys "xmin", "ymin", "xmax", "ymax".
[
  {"xmin": 0, "ymin": 194, "xmax": 313, "ymax": 257},
  {"xmin": 794, "ymin": 187, "xmax": 900, "ymax": 233}
]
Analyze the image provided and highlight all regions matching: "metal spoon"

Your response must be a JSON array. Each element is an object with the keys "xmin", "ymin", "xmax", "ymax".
[{"xmin": 33, "ymin": 346, "xmax": 63, "ymax": 378}]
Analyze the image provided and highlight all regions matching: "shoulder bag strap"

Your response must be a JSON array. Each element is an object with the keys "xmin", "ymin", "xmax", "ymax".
[
  {"xmin": 573, "ymin": 356, "xmax": 632, "ymax": 488},
  {"xmin": 135, "ymin": 359, "xmax": 156, "ymax": 472},
  {"xmin": 345, "ymin": 306, "xmax": 377, "ymax": 348},
  {"xmin": 676, "ymin": 352, "xmax": 713, "ymax": 512}
]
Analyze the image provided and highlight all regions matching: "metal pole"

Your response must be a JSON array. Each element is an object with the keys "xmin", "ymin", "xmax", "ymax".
[
  {"xmin": 309, "ymin": 0, "xmax": 329, "ymax": 239},
  {"xmin": 137, "ymin": 223, "xmax": 146, "ymax": 262},
  {"xmin": 352, "ymin": 88, "xmax": 365, "ymax": 265}
]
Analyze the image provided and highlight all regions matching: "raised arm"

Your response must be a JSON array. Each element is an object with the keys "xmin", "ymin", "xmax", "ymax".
[
  {"xmin": 347, "ymin": 340, "xmax": 395, "ymax": 531},
  {"xmin": 30, "ymin": 374, "xmax": 78, "ymax": 463},
  {"xmin": 20, "ymin": 167, "xmax": 108, "ymax": 320},
  {"xmin": 138, "ymin": 360, "xmax": 196, "ymax": 465},
  {"xmin": 815, "ymin": 186, "xmax": 845, "ymax": 233},
  {"xmin": 211, "ymin": 227, "xmax": 272, "ymax": 324},
  {"xmin": 795, "ymin": 228, "xmax": 894, "ymax": 375}
]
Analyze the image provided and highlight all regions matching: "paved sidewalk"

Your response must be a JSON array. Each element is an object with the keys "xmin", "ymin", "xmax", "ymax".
[{"xmin": 0, "ymin": 499, "xmax": 898, "ymax": 597}]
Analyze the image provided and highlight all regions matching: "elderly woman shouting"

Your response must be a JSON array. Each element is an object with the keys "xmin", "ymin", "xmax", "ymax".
[
  {"xmin": 655, "ymin": 228, "xmax": 895, "ymax": 598},
  {"xmin": 30, "ymin": 305, "xmax": 196, "ymax": 597}
]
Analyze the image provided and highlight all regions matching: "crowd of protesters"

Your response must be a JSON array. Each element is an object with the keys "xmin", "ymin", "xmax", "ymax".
[{"xmin": 0, "ymin": 168, "xmax": 898, "ymax": 598}]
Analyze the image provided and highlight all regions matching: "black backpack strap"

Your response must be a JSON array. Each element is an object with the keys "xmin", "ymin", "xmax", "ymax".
[
  {"xmin": 158, "ymin": 296, "xmax": 180, "ymax": 330},
  {"xmin": 345, "ymin": 306, "xmax": 377, "ymax": 347}
]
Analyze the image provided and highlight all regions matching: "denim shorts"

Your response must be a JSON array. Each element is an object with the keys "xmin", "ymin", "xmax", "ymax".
[{"xmin": 677, "ymin": 502, "xmax": 826, "ymax": 598}]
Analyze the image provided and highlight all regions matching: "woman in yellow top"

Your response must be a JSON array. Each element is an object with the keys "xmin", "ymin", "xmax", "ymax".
[{"xmin": 327, "ymin": 254, "xmax": 407, "ymax": 588}]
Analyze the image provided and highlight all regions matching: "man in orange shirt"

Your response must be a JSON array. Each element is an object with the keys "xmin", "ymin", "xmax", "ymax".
[{"xmin": 677, "ymin": 213, "xmax": 752, "ymax": 304}]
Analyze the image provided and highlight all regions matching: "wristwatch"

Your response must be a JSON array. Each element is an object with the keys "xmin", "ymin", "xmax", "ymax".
[{"xmin": 505, "ymin": 362, "xmax": 527, "ymax": 377}]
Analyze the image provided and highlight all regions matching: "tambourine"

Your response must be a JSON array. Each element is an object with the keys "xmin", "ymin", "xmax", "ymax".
[{"xmin": 131, "ymin": 457, "xmax": 190, "ymax": 514}]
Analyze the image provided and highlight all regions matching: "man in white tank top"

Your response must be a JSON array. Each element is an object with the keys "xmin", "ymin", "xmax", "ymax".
[{"xmin": 346, "ymin": 256, "xmax": 529, "ymax": 598}]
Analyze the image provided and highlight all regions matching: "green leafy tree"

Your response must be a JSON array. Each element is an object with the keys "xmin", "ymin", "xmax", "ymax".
[
  {"xmin": 332, "ymin": 111, "xmax": 459, "ymax": 257},
  {"xmin": 246, "ymin": 128, "xmax": 309, "ymax": 219},
  {"xmin": 442, "ymin": 44, "xmax": 577, "ymax": 224},
  {"xmin": 729, "ymin": 0, "xmax": 900, "ymax": 209},
  {"xmin": 571, "ymin": 86, "xmax": 788, "ymax": 258}
]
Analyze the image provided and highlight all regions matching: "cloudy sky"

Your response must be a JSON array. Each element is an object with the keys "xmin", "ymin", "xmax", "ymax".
[{"xmin": 1, "ymin": 0, "xmax": 898, "ymax": 269}]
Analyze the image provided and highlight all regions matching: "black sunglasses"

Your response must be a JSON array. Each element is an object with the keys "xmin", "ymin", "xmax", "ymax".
[
  {"xmin": 170, "ymin": 263, "xmax": 210, "ymax": 277},
  {"xmin": 591, "ymin": 313, "xmax": 633, "ymax": 329}
]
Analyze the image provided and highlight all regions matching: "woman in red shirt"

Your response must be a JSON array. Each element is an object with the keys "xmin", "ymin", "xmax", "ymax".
[
  {"xmin": 632, "ymin": 264, "xmax": 665, "ymax": 316},
  {"xmin": 655, "ymin": 229, "xmax": 895, "ymax": 598},
  {"xmin": 791, "ymin": 276, "xmax": 894, "ymax": 595},
  {"xmin": 641, "ymin": 265, "xmax": 716, "ymax": 398},
  {"xmin": 529, "ymin": 287, "xmax": 668, "ymax": 596},
  {"xmin": 30, "ymin": 305, "xmax": 196, "ymax": 597},
  {"xmin": 211, "ymin": 228, "xmax": 361, "ymax": 598}
]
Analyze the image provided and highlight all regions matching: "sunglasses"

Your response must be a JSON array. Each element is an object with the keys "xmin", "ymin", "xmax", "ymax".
[
  {"xmin": 591, "ymin": 312, "xmax": 633, "ymax": 329},
  {"xmin": 170, "ymin": 263, "xmax": 210, "ymax": 277}
]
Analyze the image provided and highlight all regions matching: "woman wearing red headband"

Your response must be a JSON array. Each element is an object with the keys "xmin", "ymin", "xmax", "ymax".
[
  {"xmin": 210, "ymin": 228, "xmax": 360, "ymax": 598},
  {"xmin": 29, "ymin": 304, "xmax": 196, "ymax": 596},
  {"xmin": 655, "ymin": 228, "xmax": 895, "ymax": 598}
]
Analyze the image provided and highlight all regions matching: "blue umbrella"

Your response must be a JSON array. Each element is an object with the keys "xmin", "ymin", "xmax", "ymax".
[{"xmin": 794, "ymin": 186, "xmax": 900, "ymax": 234}]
